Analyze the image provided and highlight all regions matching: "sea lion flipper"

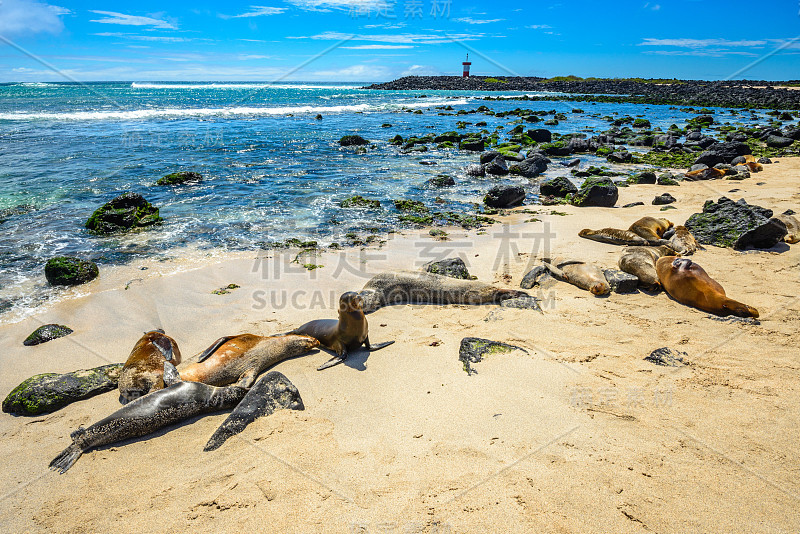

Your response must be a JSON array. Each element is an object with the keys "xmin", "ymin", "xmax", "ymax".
[
  {"xmin": 152, "ymin": 336, "xmax": 174, "ymax": 361},
  {"xmin": 235, "ymin": 368, "xmax": 258, "ymax": 389},
  {"xmin": 365, "ymin": 338, "xmax": 394, "ymax": 351},
  {"xmin": 317, "ymin": 346, "xmax": 347, "ymax": 371},
  {"xmin": 49, "ymin": 444, "xmax": 83, "ymax": 474},
  {"xmin": 163, "ymin": 362, "xmax": 181, "ymax": 387},
  {"xmin": 541, "ymin": 261, "xmax": 567, "ymax": 281},
  {"xmin": 197, "ymin": 336, "xmax": 236, "ymax": 363}
]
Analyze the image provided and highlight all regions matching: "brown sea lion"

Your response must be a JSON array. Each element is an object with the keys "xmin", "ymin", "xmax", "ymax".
[
  {"xmin": 177, "ymin": 334, "xmax": 319, "ymax": 387},
  {"xmin": 668, "ymin": 225, "xmax": 700, "ymax": 255},
  {"xmin": 684, "ymin": 167, "xmax": 726, "ymax": 180},
  {"xmin": 290, "ymin": 292, "xmax": 394, "ymax": 370},
  {"xmin": 50, "ymin": 362, "xmax": 247, "ymax": 474},
  {"xmin": 629, "ymin": 216, "xmax": 673, "ymax": 243},
  {"xmin": 578, "ymin": 228, "xmax": 650, "ymax": 246},
  {"xmin": 358, "ymin": 270, "xmax": 527, "ymax": 313},
  {"xmin": 542, "ymin": 260, "xmax": 610, "ymax": 296},
  {"xmin": 118, "ymin": 330, "xmax": 182, "ymax": 404},
  {"xmin": 776, "ymin": 212, "xmax": 800, "ymax": 244},
  {"xmin": 618, "ymin": 245, "xmax": 675, "ymax": 290},
  {"xmin": 655, "ymin": 256, "xmax": 759, "ymax": 318},
  {"xmin": 742, "ymin": 155, "xmax": 763, "ymax": 173}
]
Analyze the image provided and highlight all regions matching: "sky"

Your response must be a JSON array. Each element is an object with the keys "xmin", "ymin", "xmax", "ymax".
[{"xmin": 0, "ymin": 0, "xmax": 798, "ymax": 82}]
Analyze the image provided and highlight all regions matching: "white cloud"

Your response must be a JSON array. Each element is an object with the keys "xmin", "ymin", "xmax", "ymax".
[
  {"xmin": 89, "ymin": 11, "xmax": 177, "ymax": 30},
  {"xmin": 454, "ymin": 17, "xmax": 504, "ymax": 25},
  {"xmin": 94, "ymin": 32, "xmax": 190, "ymax": 43},
  {"xmin": 285, "ymin": 0, "xmax": 390, "ymax": 11},
  {"xmin": 0, "ymin": 0, "xmax": 70, "ymax": 37},
  {"xmin": 526, "ymin": 24, "xmax": 552, "ymax": 29},
  {"xmin": 341, "ymin": 44, "xmax": 414, "ymax": 49},
  {"xmin": 290, "ymin": 31, "xmax": 484, "ymax": 44},
  {"xmin": 219, "ymin": 6, "xmax": 287, "ymax": 19},
  {"xmin": 402, "ymin": 64, "xmax": 440, "ymax": 76},
  {"xmin": 362, "ymin": 22, "xmax": 406, "ymax": 29},
  {"xmin": 310, "ymin": 63, "xmax": 392, "ymax": 80},
  {"xmin": 639, "ymin": 38, "xmax": 767, "ymax": 48}
]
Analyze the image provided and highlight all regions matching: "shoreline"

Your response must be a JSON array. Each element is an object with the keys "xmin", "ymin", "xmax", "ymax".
[{"xmin": 1, "ymin": 157, "xmax": 798, "ymax": 531}]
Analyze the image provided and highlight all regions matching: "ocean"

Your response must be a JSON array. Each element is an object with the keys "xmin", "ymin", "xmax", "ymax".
[{"xmin": 0, "ymin": 81, "xmax": 779, "ymax": 321}]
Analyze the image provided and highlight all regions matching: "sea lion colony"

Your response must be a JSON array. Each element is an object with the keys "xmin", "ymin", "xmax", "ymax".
[{"xmin": 40, "ymin": 207, "xmax": 784, "ymax": 472}]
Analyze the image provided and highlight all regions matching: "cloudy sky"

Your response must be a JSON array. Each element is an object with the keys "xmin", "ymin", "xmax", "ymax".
[{"xmin": 0, "ymin": 0, "xmax": 798, "ymax": 82}]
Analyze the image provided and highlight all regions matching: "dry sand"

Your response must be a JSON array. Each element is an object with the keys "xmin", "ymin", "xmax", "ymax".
[{"xmin": 1, "ymin": 158, "xmax": 799, "ymax": 533}]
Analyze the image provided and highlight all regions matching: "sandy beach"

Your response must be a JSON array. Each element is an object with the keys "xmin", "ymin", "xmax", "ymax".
[{"xmin": 1, "ymin": 158, "xmax": 799, "ymax": 533}]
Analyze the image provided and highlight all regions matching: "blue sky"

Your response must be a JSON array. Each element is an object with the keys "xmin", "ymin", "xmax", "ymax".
[{"xmin": 0, "ymin": 0, "xmax": 798, "ymax": 82}]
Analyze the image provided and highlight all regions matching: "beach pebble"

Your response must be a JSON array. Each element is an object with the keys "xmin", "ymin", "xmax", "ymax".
[
  {"xmin": 23, "ymin": 324, "xmax": 73, "ymax": 346},
  {"xmin": 652, "ymin": 193, "xmax": 676, "ymax": 205},
  {"xmin": 645, "ymin": 347, "xmax": 689, "ymax": 367},
  {"xmin": 623, "ymin": 202, "xmax": 645, "ymax": 208},
  {"xmin": 603, "ymin": 269, "xmax": 639, "ymax": 293},
  {"xmin": 500, "ymin": 296, "xmax": 543, "ymax": 311}
]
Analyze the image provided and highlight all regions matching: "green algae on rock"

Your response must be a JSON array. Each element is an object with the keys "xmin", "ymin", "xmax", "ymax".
[
  {"xmin": 459, "ymin": 337, "xmax": 528, "ymax": 375},
  {"xmin": 156, "ymin": 171, "xmax": 202, "ymax": 186},
  {"xmin": 44, "ymin": 256, "xmax": 99, "ymax": 286},
  {"xmin": 23, "ymin": 324, "xmax": 73, "ymax": 346},
  {"xmin": 85, "ymin": 192, "xmax": 163, "ymax": 235},
  {"xmin": 341, "ymin": 196, "xmax": 381, "ymax": 209}
]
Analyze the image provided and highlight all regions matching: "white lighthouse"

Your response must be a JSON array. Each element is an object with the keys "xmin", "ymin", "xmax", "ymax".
[{"xmin": 462, "ymin": 54, "xmax": 471, "ymax": 78}]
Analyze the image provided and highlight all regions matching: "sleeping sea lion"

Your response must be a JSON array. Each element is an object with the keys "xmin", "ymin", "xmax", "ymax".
[
  {"xmin": 776, "ymin": 212, "xmax": 799, "ymax": 244},
  {"xmin": 742, "ymin": 155, "xmax": 763, "ymax": 173},
  {"xmin": 118, "ymin": 330, "xmax": 182, "ymax": 404},
  {"xmin": 50, "ymin": 362, "xmax": 247, "ymax": 474},
  {"xmin": 628, "ymin": 216, "xmax": 673, "ymax": 244},
  {"xmin": 358, "ymin": 270, "xmax": 527, "ymax": 313},
  {"xmin": 618, "ymin": 245, "xmax": 675, "ymax": 290},
  {"xmin": 578, "ymin": 228, "xmax": 650, "ymax": 246},
  {"xmin": 684, "ymin": 167, "xmax": 726, "ymax": 180},
  {"xmin": 655, "ymin": 256, "xmax": 759, "ymax": 318},
  {"xmin": 290, "ymin": 292, "xmax": 394, "ymax": 370},
  {"xmin": 542, "ymin": 260, "xmax": 610, "ymax": 296},
  {"xmin": 668, "ymin": 225, "xmax": 700, "ymax": 255},
  {"xmin": 177, "ymin": 334, "xmax": 319, "ymax": 387}
]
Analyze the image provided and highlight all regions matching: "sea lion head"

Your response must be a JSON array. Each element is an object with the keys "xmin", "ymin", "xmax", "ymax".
[
  {"xmin": 589, "ymin": 281, "xmax": 611, "ymax": 296},
  {"xmin": 338, "ymin": 291, "xmax": 364, "ymax": 313},
  {"xmin": 671, "ymin": 257, "xmax": 693, "ymax": 272},
  {"xmin": 285, "ymin": 334, "xmax": 321, "ymax": 352},
  {"xmin": 118, "ymin": 372, "xmax": 157, "ymax": 404},
  {"xmin": 656, "ymin": 218, "xmax": 674, "ymax": 236}
]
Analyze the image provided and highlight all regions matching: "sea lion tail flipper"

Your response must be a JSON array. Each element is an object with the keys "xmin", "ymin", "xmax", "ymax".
[
  {"xmin": 163, "ymin": 362, "xmax": 182, "ymax": 386},
  {"xmin": 49, "ymin": 444, "xmax": 83, "ymax": 474},
  {"xmin": 365, "ymin": 338, "xmax": 394, "ymax": 351},
  {"xmin": 197, "ymin": 336, "xmax": 236, "ymax": 363},
  {"xmin": 152, "ymin": 336, "xmax": 174, "ymax": 361},
  {"xmin": 541, "ymin": 261, "xmax": 566, "ymax": 281}
]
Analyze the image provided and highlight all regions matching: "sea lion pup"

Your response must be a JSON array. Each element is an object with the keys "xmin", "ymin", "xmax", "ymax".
[
  {"xmin": 358, "ymin": 270, "xmax": 528, "ymax": 314},
  {"xmin": 178, "ymin": 334, "xmax": 319, "ymax": 387},
  {"xmin": 118, "ymin": 329, "xmax": 182, "ymax": 404},
  {"xmin": 668, "ymin": 225, "xmax": 700, "ymax": 255},
  {"xmin": 578, "ymin": 228, "xmax": 650, "ymax": 246},
  {"xmin": 628, "ymin": 216, "xmax": 673, "ymax": 244},
  {"xmin": 50, "ymin": 362, "xmax": 247, "ymax": 474},
  {"xmin": 655, "ymin": 256, "xmax": 759, "ymax": 318},
  {"xmin": 618, "ymin": 245, "xmax": 676, "ymax": 290},
  {"xmin": 289, "ymin": 292, "xmax": 395, "ymax": 370},
  {"xmin": 775, "ymin": 211, "xmax": 800, "ymax": 244},
  {"xmin": 541, "ymin": 260, "xmax": 610, "ymax": 296}
]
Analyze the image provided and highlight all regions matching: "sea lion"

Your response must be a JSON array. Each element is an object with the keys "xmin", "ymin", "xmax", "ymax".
[
  {"xmin": 50, "ymin": 362, "xmax": 247, "ymax": 474},
  {"xmin": 177, "ymin": 334, "xmax": 319, "ymax": 387},
  {"xmin": 668, "ymin": 225, "xmax": 700, "ymax": 255},
  {"xmin": 578, "ymin": 228, "xmax": 650, "ymax": 246},
  {"xmin": 118, "ymin": 330, "xmax": 182, "ymax": 404},
  {"xmin": 618, "ymin": 245, "xmax": 675, "ymax": 290},
  {"xmin": 290, "ymin": 292, "xmax": 394, "ymax": 370},
  {"xmin": 684, "ymin": 167, "xmax": 726, "ymax": 180},
  {"xmin": 542, "ymin": 260, "xmax": 610, "ymax": 296},
  {"xmin": 776, "ymin": 212, "xmax": 800, "ymax": 244},
  {"xmin": 358, "ymin": 270, "xmax": 528, "ymax": 313},
  {"xmin": 742, "ymin": 155, "xmax": 763, "ymax": 173},
  {"xmin": 655, "ymin": 256, "xmax": 759, "ymax": 318},
  {"xmin": 628, "ymin": 216, "xmax": 673, "ymax": 244},
  {"xmin": 204, "ymin": 371, "xmax": 304, "ymax": 451}
]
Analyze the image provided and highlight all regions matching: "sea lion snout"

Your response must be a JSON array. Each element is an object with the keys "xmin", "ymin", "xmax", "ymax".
[{"xmin": 338, "ymin": 291, "xmax": 364, "ymax": 312}]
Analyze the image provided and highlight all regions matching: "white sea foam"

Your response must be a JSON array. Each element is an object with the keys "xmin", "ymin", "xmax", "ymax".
[
  {"xmin": 0, "ymin": 98, "xmax": 468, "ymax": 122},
  {"xmin": 130, "ymin": 82, "xmax": 364, "ymax": 90}
]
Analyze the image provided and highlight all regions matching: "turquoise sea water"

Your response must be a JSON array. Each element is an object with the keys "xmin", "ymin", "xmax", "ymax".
[{"xmin": 0, "ymin": 81, "xmax": 784, "ymax": 319}]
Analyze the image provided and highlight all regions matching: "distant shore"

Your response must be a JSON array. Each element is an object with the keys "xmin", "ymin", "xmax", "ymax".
[{"xmin": 365, "ymin": 76, "xmax": 800, "ymax": 109}]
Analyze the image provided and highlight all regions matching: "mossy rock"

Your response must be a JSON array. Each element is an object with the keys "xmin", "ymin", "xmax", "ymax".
[
  {"xmin": 341, "ymin": 196, "xmax": 381, "ymax": 209},
  {"xmin": 459, "ymin": 337, "xmax": 527, "ymax": 375},
  {"xmin": 23, "ymin": 324, "xmax": 73, "ymax": 346},
  {"xmin": 2, "ymin": 363, "xmax": 123, "ymax": 416},
  {"xmin": 570, "ymin": 177, "xmax": 619, "ymax": 207},
  {"xmin": 394, "ymin": 199, "xmax": 428, "ymax": 213},
  {"xmin": 339, "ymin": 135, "xmax": 369, "ymax": 146},
  {"xmin": 423, "ymin": 257, "xmax": 471, "ymax": 280},
  {"xmin": 44, "ymin": 256, "xmax": 99, "ymax": 286},
  {"xmin": 684, "ymin": 197, "xmax": 773, "ymax": 248},
  {"xmin": 156, "ymin": 171, "xmax": 202, "ymax": 186},
  {"xmin": 85, "ymin": 192, "xmax": 163, "ymax": 235}
]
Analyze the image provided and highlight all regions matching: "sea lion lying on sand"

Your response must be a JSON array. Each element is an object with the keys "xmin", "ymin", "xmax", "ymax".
[
  {"xmin": 579, "ymin": 217, "xmax": 673, "ymax": 247},
  {"xmin": 118, "ymin": 330, "xmax": 182, "ymax": 404},
  {"xmin": 541, "ymin": 260, "xmax": 611, "ymax": 296},
  {"xmin": 684, "ymin": 167, "xmax": 726, "ymax": 180},
  {"xmin": 629, "ymin": 216, "xmax": 673, "ymax": 243},
  {"xmin": 656, "ymin": 256, "xmax": 759, "ymax": 318},
  {"xmin": 358, "ymin": 270, "xmax": 528, "ymax": 313},
  {"xmin": 618, "ymin": 245, "xmax": 676, "ymax": 290},
  {"xmin": 668, "ymin": 225, "xmax": 700, "ymax": 255},
  {"xmin": 776, "ymin": 212, "xmax": 800, "ymax": 244},
  {"xmin": 289, "ymin": 292, "xmax": 394, "ymax": 370},
  {"xmin": 742, "ymin": 155, "xmax": 763, "ymax": 173},
  {"xmin": 177, "ymin": 334, "xmax": 319, "ymax": 387},
  {"xmin": 50, "ymin": 362, "xmax": 247, "ymax": 474}
]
